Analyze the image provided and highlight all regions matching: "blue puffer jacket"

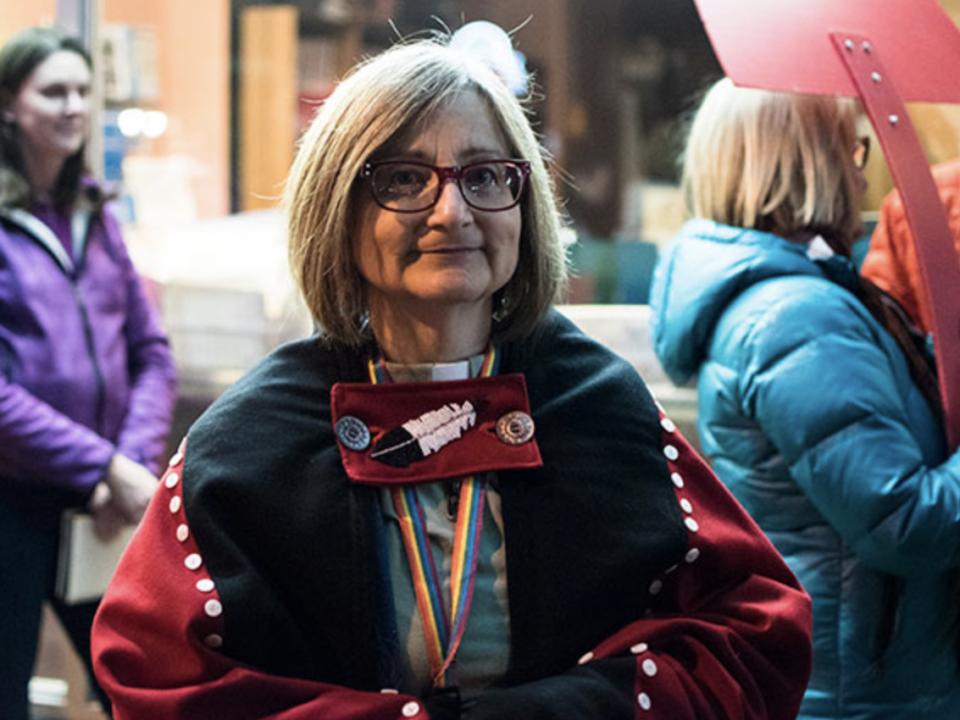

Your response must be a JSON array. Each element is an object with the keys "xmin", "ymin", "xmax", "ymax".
[
  {"xmin": 649, "ymin": 220, "xmax": 960, "ymax": 719},
  {"xmin": 0, "ymin": 193, "xmax": 176, "ymax": 497}
]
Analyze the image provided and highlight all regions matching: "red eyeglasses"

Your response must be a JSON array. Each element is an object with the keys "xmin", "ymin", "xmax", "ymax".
[{"xmin": 359, "ymin": 159, "xmax": 531, "ymax": 213}]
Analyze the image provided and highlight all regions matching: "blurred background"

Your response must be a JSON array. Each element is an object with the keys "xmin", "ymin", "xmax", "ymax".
[{"xmin": 5, "ymin": 1, "xmax": 960, "ymax": 716}]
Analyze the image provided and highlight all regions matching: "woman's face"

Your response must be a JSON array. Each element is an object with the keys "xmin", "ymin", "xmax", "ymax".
[
  {"xmin": 8, "ymin": 50, "xmax": 91, "ymax": 164},
  {"xmin": 353, "ymin": 90, "xmax": 522, "ymax": 320}
]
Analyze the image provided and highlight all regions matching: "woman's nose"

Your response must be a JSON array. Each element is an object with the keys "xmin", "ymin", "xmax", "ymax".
[
  {"xmin": 64, "ymin": 90, "xmax": 88, "ymax": 115},
  {"xmin": 429, "ymin": 177, "xmax": 472, "ymax": 224}
]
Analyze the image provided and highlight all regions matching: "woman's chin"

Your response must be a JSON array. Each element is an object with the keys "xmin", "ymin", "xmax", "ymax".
[
  {"xmin": 38, "ymin": 139, "xmax": 84, "ymax": 163},
  {"xmin": 395, "ymin": 285, "xmax": 494, "ymax": 316},
  {"xmin": 421, "ymin": 289, "xmax": 492, "ymax": 311},
  {"xmin": 409, "ymin": 272, "xmax": 494, "ymax": 306}
]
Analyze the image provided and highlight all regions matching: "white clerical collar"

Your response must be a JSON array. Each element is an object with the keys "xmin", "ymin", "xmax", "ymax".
[{"xmin": 383, "ymin": 354, "xmax": 484, "ymax": 383}]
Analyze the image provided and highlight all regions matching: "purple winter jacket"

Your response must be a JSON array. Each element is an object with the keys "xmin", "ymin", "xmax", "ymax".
[{"xmin": 0, "ymin": 195, "xmax": 176, "ymax": 497}]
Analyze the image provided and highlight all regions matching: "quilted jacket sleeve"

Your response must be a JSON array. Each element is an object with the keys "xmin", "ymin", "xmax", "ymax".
[{"xmin": 739, "ymin": 279, "xmax": 960, "ymax": 577}]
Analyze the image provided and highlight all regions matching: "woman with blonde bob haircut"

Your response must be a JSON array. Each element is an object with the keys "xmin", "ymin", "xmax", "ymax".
[
  {"xmin": 94, "ymin": 41, "xmax": 812, "ymax": 720},
  {"xmin": 682, "ymin": 78, "xmax": 862, "ymax": 243},
  {"xmin": 652, "ymin": 77, "xmax": 960, "ymax": 718},
  {"xmin": 286, "ymin": 41, "xmax": 566, "ymax": 345}
]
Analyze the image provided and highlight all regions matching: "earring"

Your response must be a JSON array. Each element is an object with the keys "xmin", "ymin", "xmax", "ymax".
[{"xmin": 492, "ymin": 294, "xmax": 509, "ymax": 323}]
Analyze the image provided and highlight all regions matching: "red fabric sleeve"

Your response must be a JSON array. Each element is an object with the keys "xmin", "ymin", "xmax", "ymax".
[
  {"xmin": 581, "ymin": 414, "xmax": 813, "ymax": 719},
  {"xmin": 91, "ymin": 440, "xmax": 432, "ymax": 720}
]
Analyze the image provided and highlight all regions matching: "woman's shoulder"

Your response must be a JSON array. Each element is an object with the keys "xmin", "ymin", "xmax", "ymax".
[
  {"xmin": 181, "ymin": 336, "xmax": 365, "ymax": 492},
  {"xmin": 189, "ymin": 336, "xmax": 355, "ymax": 439},
  {"xmin": 730, "ymin": 270, "xmax": 863, "ymax": 326},
  {"xmin": 509, "ymin": 307, "xmax": 660, "ymax": 416},
  {"xmin": 515, "ymin": 308, "xmax": 636, "ymax": 377},
  {"xmin": 722, "ymin": 274, "xmax": 880, "ymax": 368}
]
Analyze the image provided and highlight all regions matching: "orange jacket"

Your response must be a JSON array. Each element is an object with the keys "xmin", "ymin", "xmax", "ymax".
[{"xmin": 861, "ymin": 158, "xmax": 960, "ymax": 334}]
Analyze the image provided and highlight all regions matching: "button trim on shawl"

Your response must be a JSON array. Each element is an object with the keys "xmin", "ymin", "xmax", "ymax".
[{"xmin": 161, "ymin": 439, "xmax": 225, "ymax": 654}]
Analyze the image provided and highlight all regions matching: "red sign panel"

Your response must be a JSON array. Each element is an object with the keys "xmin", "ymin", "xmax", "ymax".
[
  {"xmin": 693, "ymin": 0, "xmax": 960, "ymax": 448},
  {"xmin": 694, "ymin": 0, "xmax": 960, "ymax": 100}
]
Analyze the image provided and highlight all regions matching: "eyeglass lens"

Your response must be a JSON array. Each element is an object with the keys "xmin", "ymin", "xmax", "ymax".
[{"xmin": 370, "ymin": 161, "xmax": 524, "ymax": 211}]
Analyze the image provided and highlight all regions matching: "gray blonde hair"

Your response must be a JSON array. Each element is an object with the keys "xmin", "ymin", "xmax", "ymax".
[
  {"xmin": 285, "ymin": 39, "xmax": 567, "ymax": 346},
  {"xmin": 682, "ymin": 78, "xmax": 862, "ymax": 242}
]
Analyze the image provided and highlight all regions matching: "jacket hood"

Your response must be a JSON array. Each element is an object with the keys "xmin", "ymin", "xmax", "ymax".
[{"xmin": 649, "ymin": 220, "xmax": 821, "ymax": 384}]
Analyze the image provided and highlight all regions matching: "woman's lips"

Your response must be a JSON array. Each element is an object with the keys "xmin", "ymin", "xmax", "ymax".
[{"xmin": 420, "ymin": 245, "xmax": 481, "ymax": 254}]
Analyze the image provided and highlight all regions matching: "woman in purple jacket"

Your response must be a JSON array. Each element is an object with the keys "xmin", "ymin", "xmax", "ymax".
[{"xmin": 0, "ymin": 26, "xmax": 176, "ymax": 718}]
